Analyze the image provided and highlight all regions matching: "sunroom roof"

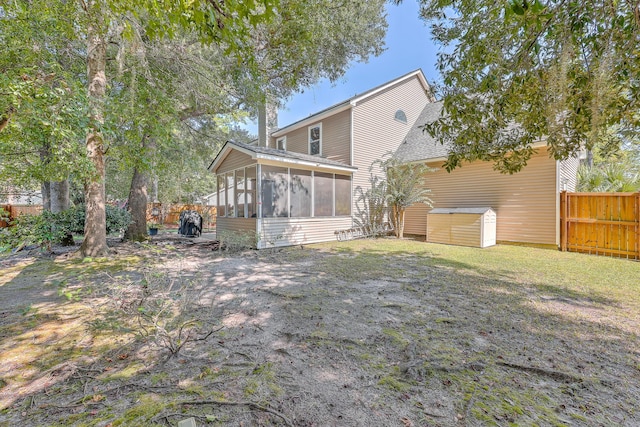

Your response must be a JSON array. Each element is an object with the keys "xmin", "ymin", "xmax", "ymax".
[{"xmin": 208, "ymin": 140, "xmax": 358, "ymax": 174}]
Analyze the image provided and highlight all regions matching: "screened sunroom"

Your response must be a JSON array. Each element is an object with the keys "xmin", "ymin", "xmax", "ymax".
[{"xmin": 209, "ymin": 141, "xmax": 357, "ymax": 248}]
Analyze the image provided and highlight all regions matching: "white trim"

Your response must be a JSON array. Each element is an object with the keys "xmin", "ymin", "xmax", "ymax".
[
  {"xmin": 272, "ymin": 69, "xmax": 430, "ymax": 137},
  {"xmin": 208, "ymin": 142, "xmax": 257, "ymax": 172},
  {"xmin": 308, "ymin": 123, "xmax": 322, "ymax": 156},
  {"xmin": 349, "ymin": 108, "xmax": 354, "ymax": 166},
  {"xmin": 555, "ymin": 157, "xmax": 561, "ymax": 247},
  {"xmin": 272, "ymin": 104, "xmax": 350, "ymax": 138},
  {"xmin": 350, "ymin": 70, "xmax": 429, "ymax": 106},
  {"xmin": 257, "ymin": 156, "xmax": 356, "ymax": 174},
  {"xmin": 276, "ymin": 135, "xmax": 287, "ymax": 151}
]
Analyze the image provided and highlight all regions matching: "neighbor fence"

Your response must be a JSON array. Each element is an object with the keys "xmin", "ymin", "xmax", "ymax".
[
  {"xmin": 0, "ymin": 204, "xmax": 43, "ymax": 227},
  {"xmin": 0, "ymin": 203, "xmax": 216, "ymax": 230},
  {"xmin": 560, "ymin": 191, "xmax": 640, "ymax": 260},
  {"xmin": 146, "ymin": 203, "xmax": 216, "ymax": 229}
]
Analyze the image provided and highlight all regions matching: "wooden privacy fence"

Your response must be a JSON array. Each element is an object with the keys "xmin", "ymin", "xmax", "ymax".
[
  {"xmin": 560, "ymin": 191, "xmax": 640, "ymax": 260},
  {"xmin": 0, "ymin": 204, "xmax": 44, "ymax": 227},
  {"xmin": 146, "ymin": 203, "xmax": 216, "ymax": 228}
]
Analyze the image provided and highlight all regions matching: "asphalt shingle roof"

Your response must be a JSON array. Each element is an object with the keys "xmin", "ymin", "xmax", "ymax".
[
  {"xmin": 229, "ymin": 141, "xmax": 355, "ymax": 169},
  {"xmin": 394, "ymin": 101, "xmax": 449, "ymax": 163}
]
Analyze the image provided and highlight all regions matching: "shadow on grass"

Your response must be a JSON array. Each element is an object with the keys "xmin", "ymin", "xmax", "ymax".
[{"xmin": 0, "ymin": 241, "xmax": 638, "ymax": 426}]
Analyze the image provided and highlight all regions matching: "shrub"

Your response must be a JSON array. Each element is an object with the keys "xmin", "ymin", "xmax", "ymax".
[
  {"xmin": 217, "ymin": 230, "xmax": 258, "ymax": 252},
  {"xmin": 0, "ymin": 205, "xmax": 131, "ymax": 251}
]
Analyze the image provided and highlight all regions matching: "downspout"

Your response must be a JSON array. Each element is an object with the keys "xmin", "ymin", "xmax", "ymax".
[{"xmin": 349, "ymin": 103, "xmax": 355, "ymax": 226}]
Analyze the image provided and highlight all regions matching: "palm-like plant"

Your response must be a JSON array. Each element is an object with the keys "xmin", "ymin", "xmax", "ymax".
[
  {"xmin": 577, "ymin": 164, "xmax": 640, "ymax": 192},
  {"xmin": 373, "ymin": 154, "xmax": 434, "ymax": 239}
]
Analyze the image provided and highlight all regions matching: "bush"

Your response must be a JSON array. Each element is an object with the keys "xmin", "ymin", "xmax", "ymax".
[
  {"xmin": 217, "ymin": 230, "xmax": 258, "ymax": 252},
  {"xmin": 0, "ymin": 211, "xmax": 66, "ymax": 252},
  {"xmin": 0, "ymin": 205, "xmax": 131, "ymax": 251}
]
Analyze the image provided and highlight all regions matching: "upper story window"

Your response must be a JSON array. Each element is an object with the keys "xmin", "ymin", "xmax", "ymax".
[
  {"xmin": 308, "ymin": 124, "xmax": 322, "ymax": 156},
  {"xmin": 276, "ymin": 136, "xmax": 286, "ymax": 151},
  {"xmin": 395, "ymin": 109, "xmax": 407, "ymax": 124}
]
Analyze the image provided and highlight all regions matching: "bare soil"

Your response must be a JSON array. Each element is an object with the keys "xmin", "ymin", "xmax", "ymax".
[{"xmin": 0, "ymin": 236, "xmax": 638, "ymax": 426}]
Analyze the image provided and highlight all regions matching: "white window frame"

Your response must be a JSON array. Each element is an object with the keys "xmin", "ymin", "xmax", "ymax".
[
  {"xmin": 276, "ymin": 136, "xmax": 287, "ymax": 151},
  {"xmin": 394, "ymin": 109, "xmax": 407, "ymax": 124},
  {"xmin": 308, "ymin": 123, "xmax": 322, "ymax": 156}
]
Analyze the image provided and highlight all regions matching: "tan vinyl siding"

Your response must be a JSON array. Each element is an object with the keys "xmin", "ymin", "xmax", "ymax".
[
  {"xmin": 428, "ymin": 214, "xmax": 482, "ymax": 247},
  {"xmin": 216, "ymin": 151, "xmax": 254, "ymax": 174},
  {"xmin": 404, "ymin": 149, "xmax": 559, "ymax": 245},
  {"xmin": 352, "ymin": 76, "xmax": 431, "ymax": 211},
  {"xmin": 259, "ymin": 217, "xmax": 352, "ymax": 248},
  {"xmin": 216, "ymin": 217, "xmax": 257, "ymax": 235},
  {"xmin": 272, "ymin": 109, "xmax": 351, "ymax": 164},
  {"xmin": 426, "ymin": 209, "xmax": 496, "ymax": 248}
]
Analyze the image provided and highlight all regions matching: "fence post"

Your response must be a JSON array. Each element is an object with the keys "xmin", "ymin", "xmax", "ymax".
[
  {"xmin": 636, "ymin": 192, "xmax": 640, "ymax": 260},
  {"xmin": 560, "ymin": 191, "xmax": 568, "ymax": 252}
]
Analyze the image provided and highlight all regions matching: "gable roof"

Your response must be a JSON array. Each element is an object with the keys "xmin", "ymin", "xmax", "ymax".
[
  {"xmin": 395, "ymin": 100, "xmax": 550, "ymax": 164},
  {"xmin": 394, "ymin": 101, "xmax": 449, "ymax": 163},
  {"xmin": 272, "ymin": 69, "xmax": 432, "ymax": 138},
  {"xmin": 208, "ymin": 140, "xmax": 357, "ymax": 174}
]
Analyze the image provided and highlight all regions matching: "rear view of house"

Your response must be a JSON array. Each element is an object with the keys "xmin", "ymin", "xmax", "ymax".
[
  {"xmin": 208, "ymin": 69, "xmax": 578, "ymax": 249},
  {"xmin": 209, "ymin": 70, "xmax": 434, "ymax": 248}
]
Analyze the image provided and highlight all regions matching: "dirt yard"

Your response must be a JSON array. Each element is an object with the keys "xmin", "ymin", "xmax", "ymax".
[{"xmin": 0, "ymin": 236, "xmax": 639, "ymax": 426}]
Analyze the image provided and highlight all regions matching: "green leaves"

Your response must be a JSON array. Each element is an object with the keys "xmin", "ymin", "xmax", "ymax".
[{"xmin": 411, "ymin": 0, "xmax": 640, "ymax": 172}]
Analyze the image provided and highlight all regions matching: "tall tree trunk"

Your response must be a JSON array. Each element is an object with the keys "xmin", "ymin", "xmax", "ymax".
[
  {"xmin": 124, "ymin": 135, "xmax": 155, "ymax": 241},
  {"xmin": 80, "ymin": 10, "xmax": 109, "ymax": 257},
  {"xmin": 40, "ymin": 143, "xmax": 52, "ymax": 211},
  {"xmin": 397, "ymin": 208, "xmax": 405, "ymax": 239},
  {"xmin": 51, "ymin": 180, "xmax": 74, "ymax": 246},
  {"xmin": 124, "ymin": 167, "xmax": 149, "ymax": 241},
  {"xmin": 41, "ymin": 182, "xmax": 51, "ymax": 211},
  {"xmin": 50, "ymin": 181, "xmax": 70, "ymax": 213}
]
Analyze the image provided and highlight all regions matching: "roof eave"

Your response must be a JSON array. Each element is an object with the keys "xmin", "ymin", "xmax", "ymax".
[
  {"xmin": 271, "ymin": 103, "xmax": 352, "ymax": 137},
  {"xmin": 208, "ymin": 141, "xmax": 257, "ymax": 173},
  {"xmin": 256, "ymin": 153, "xmax": 357, "ymax": 173}
]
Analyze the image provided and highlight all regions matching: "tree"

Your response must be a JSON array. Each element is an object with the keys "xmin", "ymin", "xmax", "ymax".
[
  {"xmin": 374, "ymin": 154, "xmax": 434, "ymax": 239},
  {"xmin": 398, "ymin": 0, "xmax": 640, "ymax": 173},
  {"xmin": 0, "ymin": 1, "xmax": 88, "ymax": 212},
  {"xmin": 227, "ymin": 0, "xmax": 388, "ymax": 112},
  {"xmin": 76, "ymin": 0, "xmax": 278, "ymax": 256}
]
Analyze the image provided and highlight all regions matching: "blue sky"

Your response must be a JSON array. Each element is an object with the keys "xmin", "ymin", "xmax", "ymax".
[{"xmin": 242, "ymin": 1, "xmax": 440, "ymax": 134}]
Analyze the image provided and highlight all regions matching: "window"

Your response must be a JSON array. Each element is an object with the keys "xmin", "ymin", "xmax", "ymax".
[
  {"xmin": 290, "ymin": 169, "xmax": 312, "ymax": 217},
  {"xmin": 395, "ymin": 110, "xmax": 407, "ymax": 123},
  {"xmin": 261, "ymin": 165, "xmax": 289, "ymax": 218},
  {"xmin": 313, "ymin": 172, "xmax": 333, "ymax": 216},
  {"xmin": 308, "ymin": 124, "xmax": 321, "ymax": 156},
  {"xmin": 335, "ymin": 174, "xmax": 351, "ymax": 216},
  {"xmin": 276, "ymin": 136, "xmax": 286, "ymax": 151},
  {"xmin": 217, "ymin": 175, "xmax": 225, "ymax": 217},
  {"xmin": 235, "ymin": 168, "xmax": 245, "ymax": 217}
]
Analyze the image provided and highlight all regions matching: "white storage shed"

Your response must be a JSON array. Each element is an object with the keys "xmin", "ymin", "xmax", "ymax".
[{"xmin": 427, "ymin": 207, "xmax": 497, "ymax": 248}]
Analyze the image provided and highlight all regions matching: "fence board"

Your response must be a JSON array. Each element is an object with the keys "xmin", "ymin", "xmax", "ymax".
[
  {"xmin": 560, "ymin": 192, "xmax": 639, "ymax": 260},
  {"xmin": 146, "ymin": 203, "xmax": 216, "ymax": 229}
]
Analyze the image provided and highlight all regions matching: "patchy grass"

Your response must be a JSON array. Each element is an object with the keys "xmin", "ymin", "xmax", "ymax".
[{"xmin": 0, "ymin": 239, "xmax": 638, "ymax": 426}]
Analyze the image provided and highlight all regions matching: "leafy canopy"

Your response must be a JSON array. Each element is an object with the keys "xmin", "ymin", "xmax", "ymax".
[{"xmin": 401, "ymin": 0, "xmax": 640, "ymax": 173}]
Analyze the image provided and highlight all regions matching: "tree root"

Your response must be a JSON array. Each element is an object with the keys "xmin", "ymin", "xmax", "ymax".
[{"xmin": 178, "ymin": 399, "xmax": 294, "ymax": 427}]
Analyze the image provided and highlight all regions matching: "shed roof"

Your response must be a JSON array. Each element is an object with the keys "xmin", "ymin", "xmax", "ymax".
[
  {"xmin": 208, "ymin": 140, "xmax": 357, "ymax": 174},
  {"xmin": 428, "ymin": 207, "xmax": 495, "ymax": 215}
]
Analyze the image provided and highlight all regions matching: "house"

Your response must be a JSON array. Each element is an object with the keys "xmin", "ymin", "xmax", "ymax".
[{"xmin": 208, "ymin": 69, "xmax": 578, "ymax": 249}]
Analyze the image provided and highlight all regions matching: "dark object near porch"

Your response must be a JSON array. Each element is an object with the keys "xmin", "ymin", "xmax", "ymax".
[{"xmin": 179, "ymin": 210, "xmax": 202, "ymax": 237}]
